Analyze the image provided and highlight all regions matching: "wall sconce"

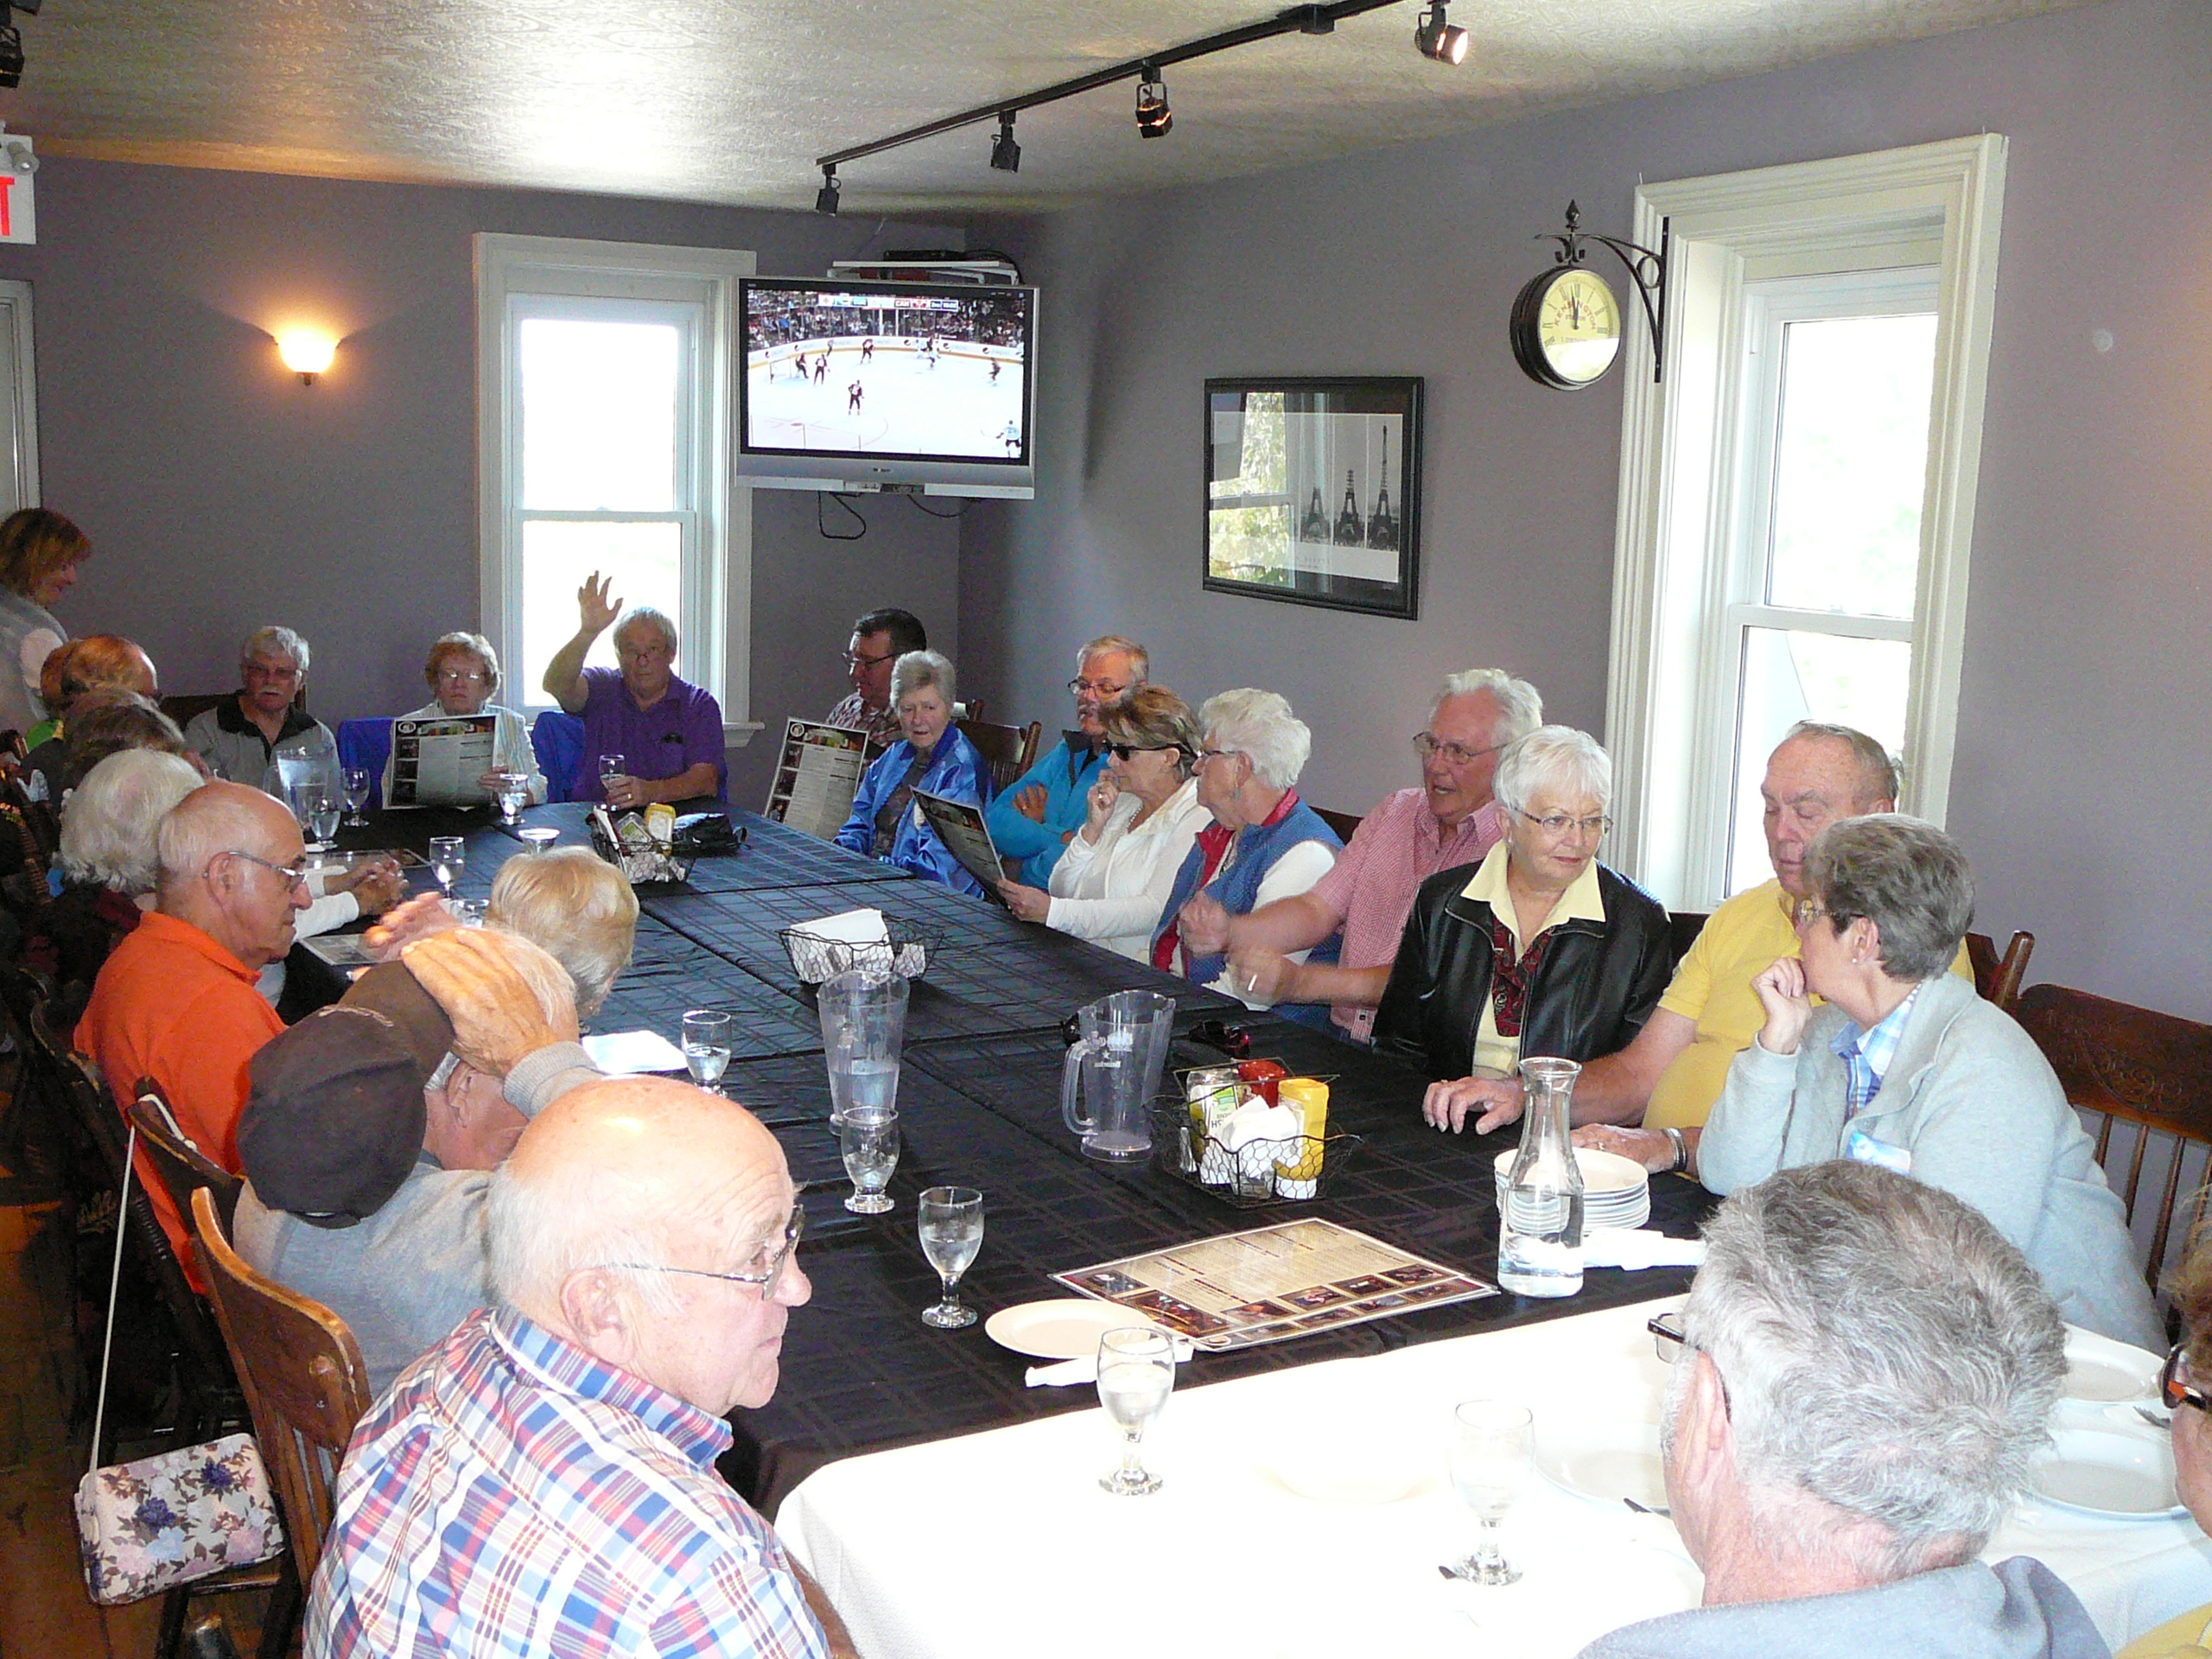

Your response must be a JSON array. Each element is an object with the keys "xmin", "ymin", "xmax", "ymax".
[{"xmin": 276, "ymin": 330, "xmax": 337, "ymax": 385}]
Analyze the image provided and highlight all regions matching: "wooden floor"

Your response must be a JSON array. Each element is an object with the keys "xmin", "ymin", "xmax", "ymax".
[{"xmin": 0, "ymin": 1062, "xmax": 280, "ymax": 1657}]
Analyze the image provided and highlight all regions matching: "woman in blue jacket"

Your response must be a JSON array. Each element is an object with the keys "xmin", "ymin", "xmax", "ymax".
[{"xmin": 835, "ymin": 650, "xmax": 995, "ymax": 895}]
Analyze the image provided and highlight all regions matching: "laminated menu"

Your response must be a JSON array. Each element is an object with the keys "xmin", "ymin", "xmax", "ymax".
[
  {"xmin": 1054, "ymin": 1217, "xmax": 1496, "ymax": 1353},
  {"xmin": 765, "ymin": 720, "xmax": 881, "ymax": 839},
  {"xmin": 388, "ymin": 714, "xmax": 498, "ymax": 806}
]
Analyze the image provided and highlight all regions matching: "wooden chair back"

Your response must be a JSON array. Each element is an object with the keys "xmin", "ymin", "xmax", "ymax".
[
  {"xmin": 129, "ymin": 1082, "xmax": 244, "ymax": 1234},
  {"xmin": 192, "ymin": 1186, "xmax": 372, "ymax": 1591},
  {"xmin": 1666, "ymin": 911, "xmax": 1710, "ymax": 974},
  {"xmin": 1312, "ymin": 806, "xmax": 1363, "ymax": 844},
  {"xmin": 0, "ymin": 767, "xmax": 58, "ymax": 864},
  {"xmin": 957, "ymin": 716, "xmax": 1042, "ymax": 795},
  {"xmin": 2017, "ymin": 982, "xmax": 2212, "ymax": 1294},
  {"xmin": 1965, "ymin": 929, "xmax": 2035, "ymax": 1014}
]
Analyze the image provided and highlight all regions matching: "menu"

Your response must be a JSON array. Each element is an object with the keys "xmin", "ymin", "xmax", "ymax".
[
  {"xmin": 765, "ymin": 720, "xmax": 880, "ymax": 839},
  {"xmin": 1054, "ymin": 1217, "xmax": 1496, "ymax": 1353},
  {"xmin": 912, "ymin": 788, "xmax": 1007, "ymax": 896},
  {"xmin": 389, "ymin": 714, "xmax": 498, "ymax": 807}
]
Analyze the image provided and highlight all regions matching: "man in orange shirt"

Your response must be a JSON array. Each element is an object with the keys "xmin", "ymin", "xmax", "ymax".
[{"xmin": 77, "ymin": 780, "xmax": 311, "ymax": 1280}]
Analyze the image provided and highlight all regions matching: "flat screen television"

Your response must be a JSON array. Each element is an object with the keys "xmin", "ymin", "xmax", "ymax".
[{"xmin": 737, "ymin": 276, "xmax": 1037, "ymax": 499}]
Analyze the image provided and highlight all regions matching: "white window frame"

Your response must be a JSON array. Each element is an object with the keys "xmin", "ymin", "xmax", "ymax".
[
  {"xmin": 1604, "ymin": 135, "xmax": 2007, "ymax": 910},
  {"xmin": 474, "ymin": 233, "xmax": 760, "ymax": 742},
  {"xmin": 0, "ymin": 278, "xmax": 39, "ymax": 512}
]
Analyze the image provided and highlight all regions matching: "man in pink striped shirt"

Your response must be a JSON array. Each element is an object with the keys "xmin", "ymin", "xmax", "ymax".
[{"xmin": 1181, "ymin": 669, "xmax": 1542, "ymax": 1042}]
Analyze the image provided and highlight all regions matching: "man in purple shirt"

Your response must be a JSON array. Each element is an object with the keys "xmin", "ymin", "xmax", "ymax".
[{"xmin": 542, "ymin": 572, "xmax": 726, "ymax": 805}]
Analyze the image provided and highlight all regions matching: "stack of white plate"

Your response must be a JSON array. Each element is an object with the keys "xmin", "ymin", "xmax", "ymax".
[{"xmin": 1494, "ymin": 1146, "xmax": 1651, "ymax": 1231}]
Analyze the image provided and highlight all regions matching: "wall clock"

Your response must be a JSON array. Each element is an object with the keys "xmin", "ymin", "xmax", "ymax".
[{"xmin": 1510, "ymin": 200, "xmax": 1669, "ymax": 391}]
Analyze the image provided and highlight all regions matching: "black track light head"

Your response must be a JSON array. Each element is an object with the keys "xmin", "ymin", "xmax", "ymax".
[
  {"xmin": 1414, "ymin": 2, "xmax": 1469, "ymax": 64},
  {"xmin": 815, "ymin": 167, "xmax": 841, "ymax": 215},
  {"xmin": 0, "ymin": 20, "xmax": 23, "ymax": 88},
  {"xmin": 1135, "ymin": 67, "xmax": 1173, "ymax": 139},
  {"xmin": 989, "ymin": 111, "xmax": 1020, "ymax": 174}
]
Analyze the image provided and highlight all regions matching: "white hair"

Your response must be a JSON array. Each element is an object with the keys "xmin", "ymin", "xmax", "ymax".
[
  {"xmin": 487, "ymin": 847, "xmax": 639, "ymax": 1018},
  {"xmin": 1429, "ymin": 669, "xmax": 1541, "ymax": 742},
  {"xmin": 60, "ymin": 751, "xmax": 205, "ymax": 893},
  {"xmin": 1077, "ymin": 634, "xmax": 1149, "ymax": 684},
  {"xmin": 1492, "ymin": 725, "xmax": 1611, "ymax": 817},
  {"xmin": 890, "ymin": 649, "xmax": 956, "ymax": 710},
  {"xmin": 1198, "ymin": 688, "xmax": 1311, "ymax": 791},
  {"xmin": 241, "ymin": 625, "xmax": 311, "ymax": 675},
  {"xmin": 613, "ymin": 607, "xmax": 677, "ymax": 656},
  {"xmin": 486, "ymin": 1141, "xmax": 684, "ymax": 1321}
]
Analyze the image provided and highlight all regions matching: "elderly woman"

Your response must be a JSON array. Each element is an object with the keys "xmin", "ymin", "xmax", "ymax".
[
  {"xmin": 999, "ymin": 686, "xmax": 1211, "ymax": 961},
  {"xmin": 1586, "ymin": 814, "xmax": 2158, "ymax": 1349},
  {"xmin": 0, "ymin": 508, "xmax": 91, "ymax": 739},
  {"xmin": 2118, "ymin": 1235, "xmax": 2212, "ymax": 1656},
  {"xmin": 183, "ymin": 625, "xmax": 341, "ymax": 796},
  {"xmin": 383, "ymin": 631, "xmax": 547, "ymax": 808},
  {"xmin": 1156, "ymin": 689, "xmax": 1342, "ymax": 1026},
  {"xmin": 835, "ymin": 650, "xmax": 995, "ymax": 895},
  {"xmin": 1377, "ymin": 726, "xmax": 1671, "ymax": 1120}
]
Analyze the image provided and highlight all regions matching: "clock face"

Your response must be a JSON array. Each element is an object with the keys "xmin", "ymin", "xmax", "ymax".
[{"xmin": 1537, "ymin": 267, "xmax": 1621, "ymax": 385}]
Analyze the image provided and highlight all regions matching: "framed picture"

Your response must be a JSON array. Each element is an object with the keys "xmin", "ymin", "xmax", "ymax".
[{"xmin": 1203, "ymin": 377, "xmax": 1423, "ymax": 620}]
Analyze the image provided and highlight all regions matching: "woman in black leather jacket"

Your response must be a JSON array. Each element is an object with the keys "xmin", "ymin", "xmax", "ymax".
[{"xmin": 1373, "ymin": 727, "xmax": 1670, "ymax": 1125}]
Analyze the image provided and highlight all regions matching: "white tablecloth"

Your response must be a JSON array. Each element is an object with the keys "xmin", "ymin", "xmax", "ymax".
[{"xmin": 779, "ymin": 1294, "xmax": 2212, "ymax": 1659}]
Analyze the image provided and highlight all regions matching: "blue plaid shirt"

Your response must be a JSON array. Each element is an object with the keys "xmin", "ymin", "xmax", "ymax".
[{"xmin": 1830, "ymin": 985, "xmax": 1922, "ymax": 1120}]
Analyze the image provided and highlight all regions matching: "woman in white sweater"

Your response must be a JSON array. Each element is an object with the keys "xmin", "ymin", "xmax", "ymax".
[{"xmin": 999, "ymin": 685, "xmax": 1210, "ymax": 961}]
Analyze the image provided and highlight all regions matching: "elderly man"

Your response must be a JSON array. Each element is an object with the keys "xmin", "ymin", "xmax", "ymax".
[
  {"xmin": 825, "ymin": 606, "xmax": 926, "ymax": 748},
  {"xmin": 1183, "ymin": 668, "xmax": 1542, "ymax": 1043},
  {"xmin": 1582, "ymin": 1160, "xmax": 2103, "ymax": 1658},
  {"xmin": 1445, "ymin": 720, "xmax": 1965, "ymax": 1136},
  {"xmin": 983, "ymin": 633, "xmax": 1147, "ymax": 887},
  {"xmin": 182, "ymin": 625, "xmax": 340, "ymax": 791},
  {"xmin": 543, "ymin": 570, "xmax": 726, "ymax": 807},
  {"xmin": 76, "ymin": 780, "xmax": 308, "ymax": 1276},
  {"xmin": 309, "ymin": 1076, "xmax": 849, "ymax": 1659},
  {"xmin": 234, "ymin": 929, "xmax": 598, "ymax": 1394}
]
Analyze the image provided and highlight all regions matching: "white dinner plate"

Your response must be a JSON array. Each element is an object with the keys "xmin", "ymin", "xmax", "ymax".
[
  {"xmin": 2062, "ymin": 1327, "xmax": 2163, "ymax": 1403},
  {"xmin": 1494, "ymin": 1147, "xmax": 1650, "ymax": 1195},
  {"xmin": 983, "ymin": 1300, "xmax": 1163, "ymax": 1360},
  {"xmin": 1535, "ymin": 1423, "xmax": 1669, "ymax": 1511},
  {"xmin": 1268, "ymin": 1433, "xmax": 1437, "ymax": 1506},
  {"xmin": 2029, "ymin": 1426, "xmax": 2184, "ymax": 1518}
]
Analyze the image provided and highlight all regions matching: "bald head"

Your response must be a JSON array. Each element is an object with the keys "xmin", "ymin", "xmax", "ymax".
[
  {"xmin": 60, "ymin": 634, "xmax": 158, "ymax": 703},
  {"xmin": 156, "ymin": 780, "xmax": 311, "ymax": 967}
]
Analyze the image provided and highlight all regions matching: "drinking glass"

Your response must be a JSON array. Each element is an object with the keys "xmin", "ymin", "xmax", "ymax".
[
  {"xmin": 452, "ymin": 899, "xmax": 486, "ymax": 926},
  {"xmin": 683, "ymin": 1009, "xmax": 734, "ymax": 1094},
  {"xmin": 342, "ymin": 767, "xmax": 373, "ymax": 826},
  {"xmin": 308, "ymin": 791, "xmax": 342, "ymax": 852},
  {"xmin": 917, "ymin": 1185, "xmax": 982, "ymax": 1329},
  {"xmin": 492, "ymin": 770, "xmax": 530, "ymax": 824},
  {"xmin": 839, "ymin": 1105, "xmax": 899, "ymax": 1214},
  {"xmin": 1096, "ymin": 1327, "xmax": 1175, "ymax": 1496},
  {"xmin": 429, "ymin": 836, "xmax": 466, "ymax": 900},
  {"xmin": 1446, "ymin": 1399, "xmax": 1535, "ymax": 1585},
  {"xmin": 599, "ymin": 753, "xmax": 627, "ymax": 798},
  {"xmin": 518, "ymin": 825, "xmax": 561, "ymax": 854}
]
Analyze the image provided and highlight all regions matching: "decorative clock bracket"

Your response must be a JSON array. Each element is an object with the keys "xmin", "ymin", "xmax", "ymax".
[{"xmin": 1541, "ymin": 200, "xmax": 1669, "ymax": 382}]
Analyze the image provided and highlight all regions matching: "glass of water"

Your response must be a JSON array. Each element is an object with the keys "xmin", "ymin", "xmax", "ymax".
[
  {"xmin": 492, "ymin": 770, "xmax": 530, "ymax": 824},
  {"xmin": 917, "ymin": 1185, "xmax": 982, "ymax": 1329},
  {"xmin": 429, "ymin": 836, "xmax": 466, "ymax": 900},
  {"xmin": 839, "ymin": 1105, "xmax": 899, "ymax": 1214},
  {"xmin": 1446, "ymin": 1399, "xmax": 1535, "ymax": 1585},
  {"xmin": 307, "ymin": 791, "xmax": 342, "ymax": 853},
  {"xmin": 342, "ymin": 767, "xmax": 373, "ymax": 826},
  {"xmin": 599, "ymin": 752, "xmax": 627, "ymax": 798},
  {"xmin": 1096, "ymin": 1327, "xmax": 1176, "ymax": 1496},
  {"xmin": 518, "ymin": 824, "xmax": 560, "ymax": 854},
  {"xmin": 682, "ymin": 1009, "xmax": 734, "ymax": 1094}
]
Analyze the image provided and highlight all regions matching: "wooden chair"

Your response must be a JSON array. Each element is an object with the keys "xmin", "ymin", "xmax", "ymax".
[
  {"xmin": 1313, "ymin": 806, "xmax": 1363, "ymax": 844},
  {"xmin": 2017, "ymin": 983, "xmax": 2212, "ymax": 1296},
  {"xmin": 1665, "ymin": 910, "xmax": 1710, "ymax": 974},
  {"xmin": 1965, "ymin": 929, "xmax": 2035, "ymax": 1015},
  {"xmin": 957, "ymin": 716, "xmax": 1042, "ymax": 795},
  {"xmin": 130, "ymin": 1081, "xmax": 244, "ymax": 1235},
  {"xmin": 193, "ymin": 1185, "xmax": 372, "ymax": 1655}
]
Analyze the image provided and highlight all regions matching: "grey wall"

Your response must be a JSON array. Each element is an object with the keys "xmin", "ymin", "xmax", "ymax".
[
  {"xmin": 0, "ymin": 160, "xmax": 964, "ymax": 808},
  {"xmin": 962, "ymin": 0, "xmax": 2212, "ymax": 1020}
]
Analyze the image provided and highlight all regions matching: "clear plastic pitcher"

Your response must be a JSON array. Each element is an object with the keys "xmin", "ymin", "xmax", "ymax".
[
  {"xmin": 818, "ymin": 968, "xmax": 910, "ymax": 1128},
  {"xmin": 1059, "ymin": 989, "xmax": 1176, "ymax": 1162},
  {"xmin": 1498, "ymin": 1055, "xmax": 1586, "ymax": 1297}
]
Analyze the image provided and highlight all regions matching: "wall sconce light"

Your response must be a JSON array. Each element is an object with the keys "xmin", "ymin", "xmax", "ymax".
[{"xmin": 276, "ymin": 330, "xmax": 337, "ymax": 385}]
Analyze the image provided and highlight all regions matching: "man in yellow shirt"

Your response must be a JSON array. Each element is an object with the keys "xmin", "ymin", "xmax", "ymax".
[{"xmin": 1444, "ymin": 721, "xmax": 1962, "ymax": 1136}]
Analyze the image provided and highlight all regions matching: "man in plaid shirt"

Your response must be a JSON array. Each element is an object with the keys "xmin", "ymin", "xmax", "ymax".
[{"xmin": 308, "ymin": 1076, "xmax": 849, "ymax": 1658}]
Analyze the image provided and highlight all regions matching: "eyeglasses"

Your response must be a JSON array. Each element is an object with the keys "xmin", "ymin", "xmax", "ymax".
[
  {"xmin": 1108, "ymin": 741, "xmax": 1181, "ymax": 761},
  {"xmin": 1196, "ymin": 747, "xmax": 1243, "ymax": 769},
  {"xmin": 1516, "ymin": 808, "xmax": 1612, "ymax": 839},
  {"xmin": 222, "ymin": 850, "xmax": 311, "ymax": 889},
  {"xmin": 436, "ymin": 667, "xmax": 492, "ymax": 685},
  {"xmin": 843, "ymin": 650, "xmax": 894, "ymax": 670},
  {"xmin": 1068, "ymin": 677, "xmax": 1130, "ymax": 698},
  {"xmin": 595, "ymin": 1202, "xmax": 806, "ymax": 1295},
  {"xmin": 242, "ymin": 662, "xmax": 300, "ymax": 684},
  {"xmin": 2163, "ymin": 1343, "xmax": 2211, "ymax": 1415},
  {"xmin": 1649, "ymin": 1309, "xmax": 1733, "ymax": 1412},
  {"xmin": 1411, "ymin": 732, "xmax": 1506, "ymax": 767}
]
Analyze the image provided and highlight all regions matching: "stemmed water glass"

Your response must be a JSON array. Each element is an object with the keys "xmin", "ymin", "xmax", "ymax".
[
  {"xmin": 1096, "ymin": 1327, "xmax": 1176, "ymax": 1496},
  {"xmin": 429, "ymin": 836, "xmax": 466, "ymax": 901},
  {"xmin": 917, "ymin": 1186, "xmax": 982, "ymax": 1328},
  {"xmin": 840, "ymin": 1105, "xmax": 899, "ymax": 1214},
  {"xmin": 682, "ymin": 1009, "xmax": 734, "ymax": 1095},
  {"xmin": 306, "ymin": 790, "xmax": 342, "ymax": 854},
  {"xmin": 1445, "ymin": 1399, "xmax": 1535, "ymax": 1585},
  {"xmin": 491, "ymin": 770, "xmax": 530, "ymax": 824},
  {"xmin": 342, "ymin": 767, "xmax": 373, "ymax": 827},
  {"xmin": 599, "ymin": 752, "xmax": 627, "ymax": 801}
]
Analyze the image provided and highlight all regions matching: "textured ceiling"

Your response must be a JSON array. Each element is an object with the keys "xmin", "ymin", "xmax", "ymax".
[{"xmin": 3, "ymin": 0, "xmax": 2095, "ymax": 215}]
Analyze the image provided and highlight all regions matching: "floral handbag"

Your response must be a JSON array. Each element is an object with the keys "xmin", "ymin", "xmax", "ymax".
[{"xmin": 73, "ymin": 1125, "xmax": 284, "ymax": 1604}]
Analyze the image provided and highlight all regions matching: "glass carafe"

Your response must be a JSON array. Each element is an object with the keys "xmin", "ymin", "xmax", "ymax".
[{"xmin": 1497, "ymin": 1055, "xmax": 1586, "ymax": 1298}]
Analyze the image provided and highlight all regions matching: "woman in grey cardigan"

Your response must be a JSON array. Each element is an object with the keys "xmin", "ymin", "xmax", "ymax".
[{"xmin": 1582, "ymin": 813, "xmax": 2159, "ymax": 1351}]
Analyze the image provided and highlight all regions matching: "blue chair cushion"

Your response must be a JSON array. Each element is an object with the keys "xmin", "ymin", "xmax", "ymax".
[
  {"xmin": 335, "ymin": 718, "xmax": 394, "ymax": 781},
  {"xmin": 531, "ymin": 711, "xmax": 587, "ymax": 804}
]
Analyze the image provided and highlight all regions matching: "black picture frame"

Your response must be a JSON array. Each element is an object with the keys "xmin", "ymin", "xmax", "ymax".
[{"xmin": 1202, "ymin": 376, "xmax": 1423, "ymax": 620}]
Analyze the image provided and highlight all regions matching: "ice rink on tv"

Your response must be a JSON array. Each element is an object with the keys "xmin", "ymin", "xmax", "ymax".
[{"xmin": 746, "ymin": 338, "xmax": 1026, "ymax": 457}]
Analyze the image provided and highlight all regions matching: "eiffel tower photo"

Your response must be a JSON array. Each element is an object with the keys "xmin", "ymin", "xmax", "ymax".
[
  {"xmin": 1300, "ymin": 484, "xmax": 1330, "ymax": 543},
  {"xmin": 1368, "ymin": 425, "xmax": 1399, "ymax": 551},
  {"xmin": 1333, "ymin": 469, "xmax": 1365, "ymax": 545}
]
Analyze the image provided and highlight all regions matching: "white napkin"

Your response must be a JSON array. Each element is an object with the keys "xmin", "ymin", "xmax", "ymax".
[
  {"xmin": 1581, "ymin": 1228, "xmax": 1706, "ymax": 1270},
  {"xmin": 1025, "ymin": 1337, "xmax": 1196, "ymax": 1388},
  {"xmin": 582, "ymin": 1029, "xmax": 690, "ymax": 1075},
  {"xmin": 1222, "ymin": 1098, "xmax": 1301, "ymax": 1151},
  {"xmin": 803, "ymin": 906, "xmax": 890, "ymax": 945}
]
